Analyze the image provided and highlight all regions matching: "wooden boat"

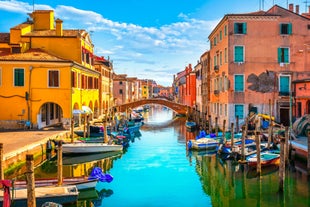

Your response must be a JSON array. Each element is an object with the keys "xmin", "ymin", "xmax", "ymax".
[
  {"xmin": 290, "ymin": 137, "xmax": 308, "ymax": 159},
  {"xmin": 63, "ymin": 151, "xmax": 122, "ymax": 165},
  {"xmin": 62, "ymin": 142, "xmax": 123, "ymax": 154},
  {"xmin": 185, "ymin": 121, "xmax": 197, "ymax": 130},
  {"xmin": 0, "ymin": 185, "xmax": 78, "ymax": 206},
  {"xmin": 246, "ymin": 151, "xmax": 280, "ymax": 167},
  {"xmin": 13, "ymin": 176, "xmax": 98, "ymax": 191},
  {"xmin": 74, "ymin": 125, "xmax": 111, "ymax": 138},
  {"xmin": 187, "ymin": 138, "xmax": 219, "ymax": 150}
]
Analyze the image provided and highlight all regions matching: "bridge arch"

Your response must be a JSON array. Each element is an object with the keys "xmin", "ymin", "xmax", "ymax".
[{"xmin": 115, "ymin": 98, "xmax": 188, "ymax": 115}]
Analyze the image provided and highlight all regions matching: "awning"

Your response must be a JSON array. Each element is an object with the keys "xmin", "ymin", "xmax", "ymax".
[
  {"xmin": 73, "ymin": 109, "xmax": 84, "ymax": 114},
  {"xmin": 82, "ymin": 106, "xmax": 93, "ymax": 114}
]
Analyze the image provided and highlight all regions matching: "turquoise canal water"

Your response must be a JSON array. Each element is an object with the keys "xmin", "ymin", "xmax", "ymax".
[
  {"xmin": 34, "ymin": 106, "xmax": 309, "ymax": 207},
  {"xmin": 95, "ymin": 107, "xmax": 309, "ymax": 207}
]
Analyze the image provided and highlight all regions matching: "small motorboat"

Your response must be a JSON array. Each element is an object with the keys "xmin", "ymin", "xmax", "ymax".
[
  {"xmin": 246, "ymin": 151, "xmax": 280, "ymax": 167},
  {"xmin": 187, "ymin": 138, "xmax": 219, "ymax": 151}
]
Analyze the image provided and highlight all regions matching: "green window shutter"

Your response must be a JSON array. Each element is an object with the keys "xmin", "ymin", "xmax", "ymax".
[
  {"xmin": 288, "ymin": 23, "xmax": 292, "ymax": 34},
  {"xmin": 235, "ymin": 105, "xmax": 244, "ymax": 119},
  {"xmin": 284, "ymin": 48, "xmax": 289, "ymax": 63},
  {"xmin": 234, "ymin": 46, "xmax": 244, "ymax": 62},
  {"xmin": 234, "ymin": 23, "xmax": 238, "ymax": 33},
  {"xmin": 14, "ymin": 69, "xmax": 24, "ymax": 86},
  {"xmin": 277, "ymin": 48, "xmax": 282, "ymax": 63},
  {"xmin": 234, "ymin": 75, "xmax": 244, "ymax": 91},
  {"xmin": 243, "ymin": 23, "xmax": 247, "ymax": 34},
  {"xmin": 280, "ymin": 76, "xmax": 290, "ymax": 93}
]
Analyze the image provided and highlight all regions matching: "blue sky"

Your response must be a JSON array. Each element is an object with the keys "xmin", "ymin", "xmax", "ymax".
[{"xmin": 0, "ymin": 0, "xmax": 306, "ymax": 86}]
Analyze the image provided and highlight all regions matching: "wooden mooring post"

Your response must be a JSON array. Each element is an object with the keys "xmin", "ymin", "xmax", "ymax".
[
  {"xmin": 240, "ymin": 125, "xmax": 247, "ymax": 162},
  {"xmin": 0, "ymin": 143, "xmax": 3, "ymax": 180},
  {"xmin": 255, "ymin": 117, "xmax": 261, "ymax": 175},
  {"xmin": 208, "ymin": 115, "xmax": 212, "ymax": 134},
  {"xmin": 307, "ymin": 131, "xmax": 310, "ymax": 174},
  {"xmin": 70, "ymin": 117, "xmax": 74, "ymax": 143},
  {"xmin": 215, "ymin": 117, "xmax": 218, "ymax": 137},
  {"xmin": 267, "ymin": 99, "xmax": 273, "ymax": 149},
  {"xmin": 104, "ymin": 118, "xmax": 108, "ymax": 143},
  {"xmin": 222, "ymin": 120, "xmax": 226, "ymax": 143},
  {"xmin": 230, "ymin": 123, "xmax": 235, "ymax": 150},
  {"xmin": 57, "ymin": 141, "xmax": 63, "ymax": 186},
  {"xmin": 26, "ymin": 154, "xmax": 36, "ymax": 207},
  {"xmin": 279, "ymin": 132, "xmax": 286, "ymax": 193}
]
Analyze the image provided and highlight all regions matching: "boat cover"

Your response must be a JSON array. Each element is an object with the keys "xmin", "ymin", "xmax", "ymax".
[{"xmin": 89, "ymin": 167, "xmax": 113, "ymax": 183}]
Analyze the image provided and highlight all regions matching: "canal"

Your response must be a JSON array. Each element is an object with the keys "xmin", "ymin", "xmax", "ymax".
[{"xmin": 34, "ymin": 105, "xmax": 309, "ymax": 207}]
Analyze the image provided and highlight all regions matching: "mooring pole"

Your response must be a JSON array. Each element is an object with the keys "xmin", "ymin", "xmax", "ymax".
[
  {"xmin": 104, "ymin": 117, "xmax": 108, "ymax": 143},
  {"xmin": 87, "ymin": 115, "xmax": 90, "ymax": 138},
  {"xmin": 0, "ymin": 143, "xmax": 3, "ymax": 180},
  {"xmin": 71, "ymin": 116, "xmax": 74, "ymax": 143},
  {"xmin": 241, "ymin": 125, "xmax": 246, "ymax": 162},
  {"xmin": 308, "ymin": 131, "xmax": 310, "ymax": 174},
  {"xmin": 222, "ymin": 120, "xmax": 226, "ymax": 143},
  {"xmin": 215, "ymin": 117, "xmax": 218, "ymax": 137},
  {"xmin": 231, "ymin": 123, "xmax": 235, "ymax": 150},
  {"xmin": 208, "ymin": 115, "xmax": 212, "ymax": 134},
  {"xmin": 236, "ymin": 115, "xmax": 239, "ymax": 133},
  {"xmin": 255, "ymin": 117, "xmax": 261, "ymax": 175},
  {"xmin": 279, "ymin": 135, "xmax": 286, "ymax": 193},
  {"xmin": 57, "ymin": 141, "xmax": 63, "ymax": 186},
  {"xmin": 268, "ymin": 99, "xmax": 272, "ymax": 149},
  {"xmin": 83, "ymin": 114, "xmax": 86, "ymax": 138},
  {"xmin": 26, "ymin": 154, "xmax": 36, "ymax": 207}
]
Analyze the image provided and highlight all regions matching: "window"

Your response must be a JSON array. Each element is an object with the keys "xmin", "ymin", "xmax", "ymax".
[
  {"xmin": 119, "ymin": 89, "xmax": 123, "ymax": 94},
  {"xmin": 71, "ymin": 71, "xmax": 77, "ymax": 87},
  {"xmin": 234, "ymin": 74, "xmax": 244, "ymax": 92},
  {"xmin": 213, "ymin": 37, "xmax": 217, "ymax": 46},
  {"xmin": 280, "ymin": 23, "xmax": 292, "ymax": 35},
  {"xmin": 224, "ymin": 48, "xmax": 227, "ymax": 63},
  {"xmin": 220, "ymin": 52, "xmax": 222, "ymax": 65},
  {"xmin": 278, "ymin": 48, "xmax": 289, "ymax": 63},
  {"xmin": 214, "ymin": 55, "xmax": 217, "ymax": 67},
  {"xmin": 220, "ymin": 31, "xmax": 222, "ymax": 41},
  {"xmin": 48, "ymin": 70, "xmax": 59, "ymax": 87},
  {"xmin": 279, "ymin": 75, "xmax": 290, "ymax": 96},
  {"xmin": 234, "ymin": 22, "xmax": 247, "ymax": 34},
  {"xmin": 14, "ymin": 68, "xmax": 24, "ymax": 86},
  {"xmin": 235, "ymin": 104, "xmax": 244, "ymax": 119},
  {"xmin": 224, "ymin": 25, "xmax": 227, "ymax": 36},
  {"xmin": 234, "ymin": 46, "xmax": 244, "ymax": 63}
]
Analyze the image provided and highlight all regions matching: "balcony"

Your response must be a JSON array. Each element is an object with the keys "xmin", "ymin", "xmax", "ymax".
[{"xmin": 214, "ymin": 65, "xmax": 219, "ymax": 72}]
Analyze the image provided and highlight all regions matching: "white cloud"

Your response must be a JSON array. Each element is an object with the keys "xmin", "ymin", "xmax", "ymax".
[{"xmin": 0, "ymin": 1, "xmax": 218, "ymax": 86}]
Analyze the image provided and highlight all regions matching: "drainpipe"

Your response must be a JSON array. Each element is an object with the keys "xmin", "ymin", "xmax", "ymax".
[{"xmin": 28, "ymin": 66, "xmax": 33, "ymax": 123}]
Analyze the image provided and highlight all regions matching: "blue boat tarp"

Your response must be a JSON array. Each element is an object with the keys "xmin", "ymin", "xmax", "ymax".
[{"xmin": 89, "ymin": 167, "xmax": 113, "ymax": 183}]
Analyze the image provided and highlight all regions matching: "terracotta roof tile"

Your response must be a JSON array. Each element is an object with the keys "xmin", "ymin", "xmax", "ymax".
[
  {"xmin": 0, "ymin": 48, "xmax": 70, "ymax": 62},
  {"xmin": 0, "ymin": 33, "xmax": 10, "ymax": 43}
]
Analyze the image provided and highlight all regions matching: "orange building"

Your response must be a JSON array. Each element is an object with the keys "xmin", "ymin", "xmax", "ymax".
[
  {"xmin": 292, "ymin": 79, "xmax": 310, "ymax": 118},
  {"xmin": 208, "ymin": 4, "xmax": 310, "ymax": 128}
]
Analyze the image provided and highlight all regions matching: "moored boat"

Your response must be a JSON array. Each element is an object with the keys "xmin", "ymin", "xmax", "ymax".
[
  {"xmin": 186, "ymin": 121, "xmax": 197, "ymax": 130},
  {"xmin": 246, "ymin": 151, "xmax": 280, "ymax": 167},
  {"xmin": 0, "ymin": 185, "xmax": 78, "ymax": 207},
  {"xmin": 62, "ymin": 142, "xmax": 123, "ymax": 154},
  {"xmin": 187, "ymin": 138, "xmax": 219, "ymax": 150}
]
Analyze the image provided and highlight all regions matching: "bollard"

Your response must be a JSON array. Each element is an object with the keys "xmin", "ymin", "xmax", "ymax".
[
  {"xmin": 57, "ymin": 141, "xmax": 63, "ymax": 186},
  {"xmin": 26, "ymin": 154, "xmax": 36, "ymax": 207}
]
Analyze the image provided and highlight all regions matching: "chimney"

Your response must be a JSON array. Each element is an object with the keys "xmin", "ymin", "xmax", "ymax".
[
  {"xmin": 296, "ymin": 5, "xmax": 300, "ymax": 14},
  {"xmin": 55, "ymin": 18, "xmax": 63, "ymax": 36},
  {"xmin": 289, "ymin": 3, "xmax": 294, "ymax": 12}
]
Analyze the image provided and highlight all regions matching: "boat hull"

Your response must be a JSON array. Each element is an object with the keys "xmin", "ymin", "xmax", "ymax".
[{"xmin": 62, "ymin": 143, "xmax": 123, "ymax": 154}]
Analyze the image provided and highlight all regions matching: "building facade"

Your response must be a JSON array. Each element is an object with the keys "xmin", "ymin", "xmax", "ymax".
[
  {"xmin": 208, "ymin": 4, "xmax": 310, "ymax": 129},
  {"xmin": 0, "ymin": 10, "xmax": 103, "ymax": 129}
]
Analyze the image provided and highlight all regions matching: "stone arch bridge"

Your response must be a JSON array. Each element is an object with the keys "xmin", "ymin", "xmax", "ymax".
[{"xmin": 115, "ymin": 98, "xmax": 188, "ymax": 115}]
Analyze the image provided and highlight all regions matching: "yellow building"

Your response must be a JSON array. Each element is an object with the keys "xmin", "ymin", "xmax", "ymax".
[{"xmin": 0, "ymin": 10, "xmax": 102, "ymax": 129}]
